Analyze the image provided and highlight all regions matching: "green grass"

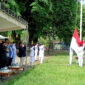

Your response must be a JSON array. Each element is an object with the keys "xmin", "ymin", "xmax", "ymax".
[{"xmin": 3, "ymin": 52, "xmax": 85, "ymax": 85}]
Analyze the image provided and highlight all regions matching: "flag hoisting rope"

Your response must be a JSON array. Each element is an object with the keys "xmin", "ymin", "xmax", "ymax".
[{"xmin": 80, "ymin": 0, "xmax": 83, "ymax": 41}]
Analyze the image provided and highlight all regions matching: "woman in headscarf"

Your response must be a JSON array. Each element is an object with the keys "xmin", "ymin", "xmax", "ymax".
[
  {"xmin": 30, "ymin": 44, "xmax": 35, "ymax": 67},
  {"xmin": 12, "ymin": 42, "xmax": 16, "ymax": 65}
]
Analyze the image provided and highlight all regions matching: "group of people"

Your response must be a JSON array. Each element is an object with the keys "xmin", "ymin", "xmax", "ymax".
[
  {"xmin": 0, "ymin": 39, "xmax": 26, "ymax": 69},
  {"xmin": 30, "ymin": 43, "xmax": 44, "ymax": 66},
  {"xmin": 0, "ymin": 38, "xmax": 45, "ymax": 69},
  {"xmin": 0, "ymin": 39, "xmax": 16, "ymax": 69}
]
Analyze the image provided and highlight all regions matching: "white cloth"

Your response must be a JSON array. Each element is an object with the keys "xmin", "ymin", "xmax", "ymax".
[
  {"xmin": 70, "ymin": 46, "xmax": 84, "ymax": 67},
  {"xmin": 39, "ymin": 45, "xmax": 44, "ymax": 64},
  {"xmin": 12, "ymin": 44, "xmax": 16, "ymax": 64},
  {"xmin": 34, "ymin": 44, "xmax": 38, "ymax": 60}
]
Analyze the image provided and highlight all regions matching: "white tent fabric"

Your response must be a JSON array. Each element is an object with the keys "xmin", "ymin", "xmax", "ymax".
[
  {"xmin": 0, "ymin": 10, "xmax": 27, "ymax": 32},
  {"xmin": 0, "ymin": 35, "xmax": 8, "ymax": 39}
]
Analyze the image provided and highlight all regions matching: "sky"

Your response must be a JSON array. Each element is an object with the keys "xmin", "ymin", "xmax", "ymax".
[{"xmin": 78, "ymin": 0, "xmax": 85, "ymax": 5}]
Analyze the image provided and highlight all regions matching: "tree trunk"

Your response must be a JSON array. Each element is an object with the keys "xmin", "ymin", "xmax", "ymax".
[{"xmin": 12, "ymin": 31, "xmax": 21, "ymax": 48}]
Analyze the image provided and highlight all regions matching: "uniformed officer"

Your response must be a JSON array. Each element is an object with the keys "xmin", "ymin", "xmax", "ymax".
[
  {"xmin": 39, "ymin": 43, "xmax": 44, "ymax": 64},
  {"xmin": 34, "ymin": 43, "xmax": 38, "ymax": 61}
]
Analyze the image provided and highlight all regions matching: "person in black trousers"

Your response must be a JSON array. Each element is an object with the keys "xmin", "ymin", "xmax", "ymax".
[
  {"xmin": 22, "ymin": 44, "xmax": 26, "ymax": 57},
  {"xmin": 0, "ymin": 42, "xmax": 7, "ymax": 68},
  {"xmin": 0, "ymin": 40, "xmax": 2, "ymax": 69}
]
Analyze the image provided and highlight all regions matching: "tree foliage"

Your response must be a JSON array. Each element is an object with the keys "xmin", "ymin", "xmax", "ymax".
[
  {"xmin": 0, "ymin": 0, "xmax": 78, "ymax": 44},
  {"xmin": 30, "ymin": 0, "xmax": 77, "ymax": 44}
]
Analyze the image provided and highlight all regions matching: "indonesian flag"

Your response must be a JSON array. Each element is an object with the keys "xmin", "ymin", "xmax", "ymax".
[
  {"xmin": 69, "ymin": 27, "xmax": 84, "ymax": 66},
  {"xmin": 70, "ymin": 28, "xmax": 84, "ymax": 53}
]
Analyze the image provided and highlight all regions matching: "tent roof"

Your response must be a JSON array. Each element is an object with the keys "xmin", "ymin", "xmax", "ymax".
[{"xmin": 0, "ymin": 3, "xmax": 28, "ymax": 32}]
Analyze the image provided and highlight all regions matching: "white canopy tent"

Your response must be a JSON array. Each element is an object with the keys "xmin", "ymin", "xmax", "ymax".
[
  {"xmin": 0, "ymin": 9, "xmax": 27, "ymax": 32},
  {"xmin": 0, "ymin": 3, "xmax": 29, "ymax": 67}
]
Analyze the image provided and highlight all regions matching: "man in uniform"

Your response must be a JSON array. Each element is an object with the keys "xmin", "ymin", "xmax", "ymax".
[
  {"xmin": 39, "ymin": 43, "xmax": 44, "ymax": 64},
  {"xmin": 34, "ymin": 43, "xmax": 38, "ymax": 61}
]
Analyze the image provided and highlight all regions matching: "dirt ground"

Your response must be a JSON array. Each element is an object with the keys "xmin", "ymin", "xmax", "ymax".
[{"xmin": 15, "ymin": 50, "xmax": 68, "ymax": 66}]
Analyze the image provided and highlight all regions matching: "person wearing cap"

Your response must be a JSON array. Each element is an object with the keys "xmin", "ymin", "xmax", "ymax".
[
  {"xmin": 34, "ymin": 43, "xmax": 38, "ymax": 61},
  {"xmin": 39, "ymin": 43, "xmax": 44, "ymax": 64}
]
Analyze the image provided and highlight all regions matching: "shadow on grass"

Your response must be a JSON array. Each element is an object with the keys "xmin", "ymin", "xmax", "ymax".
[{"xmin": 45, "ymin": 50, "xmax": 69, "ymax": 57}]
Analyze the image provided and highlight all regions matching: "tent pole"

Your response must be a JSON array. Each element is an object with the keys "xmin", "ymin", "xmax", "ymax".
[{"xmin": 80, "ymin": 0, "xmax": 83, "ymax": 41}]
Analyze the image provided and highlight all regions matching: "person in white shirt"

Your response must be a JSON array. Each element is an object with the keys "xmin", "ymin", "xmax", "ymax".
[
  {"xmin": 12, "ymin": 42, "xmax": 16, "ymax": 65},
  {"xmin": 34, "ymin": 43, "xmax": 38, "ymax": 61},
  {"xmin": 39, "ymin": 43, "xmax": 44, "ymax": 64},
  {"xmin": 30, "ymin": 45, "xmax": 35, "ymax": 67}
]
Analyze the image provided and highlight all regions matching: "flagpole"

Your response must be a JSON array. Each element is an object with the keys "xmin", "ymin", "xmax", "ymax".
[{"xmin": 80, "ymin": 0, "xmax": 83, "ymax": 41}]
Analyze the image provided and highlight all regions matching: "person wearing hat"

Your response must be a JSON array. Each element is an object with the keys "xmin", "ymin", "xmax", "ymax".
[{"xmin": 39, "ymin": 43, "xmax": 44, "ymax": 64}]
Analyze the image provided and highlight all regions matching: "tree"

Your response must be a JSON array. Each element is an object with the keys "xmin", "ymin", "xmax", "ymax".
[
  {"xmin": 30, "ymin": 0, "xmax": 77, "ymax": 44},
  {"xmin": 0, "ymin": 0, "xmax": 22, "ymax": 43},
  {"xmin": 1, "ymin": 0, "xmax": 25, "ymax": 45},
  {"xmin": 0, "ymin": 0, "xmax": 78, "ymax": 44}
]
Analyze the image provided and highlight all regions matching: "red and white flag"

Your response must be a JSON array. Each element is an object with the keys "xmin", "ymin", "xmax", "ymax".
[
  {"xmin": 69, "ymin": 28, "xmax": 84, "ymax": 67},
  {"xmin": 70, "ymin": 28, "xmax": 84, "ymax": 53}
]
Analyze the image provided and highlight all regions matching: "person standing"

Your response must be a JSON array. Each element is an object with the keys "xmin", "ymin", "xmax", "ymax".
[
  {"xmin": 12, "ymin": 42, "xmax": 16, "ymax": 65},
  {"xmin": 5, "ymin": 39, "xmax": 10, "ymax": 57},
  {"xmin": 1, "ymin": 42, "xmax": 7, "ymax": 68},
  {"xmin": 0, "ymin": 40, "xmax": 2, "ymax": 68},
  {"xmin": 39, "ymin": 43, "xmax": 44, "ymax": 64},
  {"xmin": 34, "ymin": 43, "xmax": 38, "ymax": 61},
  {"xmin": 30, "ymin": 45, "xmax": 34, "ymax": 67},
  {"xmin": 22, "ymin": 44, "xmax": 26, "ymax": 64},
  {"xmin": 5, "ymin": 39, "xmax": 10, "ymax": 66},
  {"xmin": 19, "ymin": 43, "xmax": 25, "ymax": 66},
  {"xmin": 7, "ymin": 43, "xmax": 13, "ymax": 66}
]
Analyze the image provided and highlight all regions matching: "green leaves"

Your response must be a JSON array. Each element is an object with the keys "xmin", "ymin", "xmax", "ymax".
[
  {"xmin": 4, "ymin": 0, "xmax": 21, "ymax": 16},
  {"xmin": 30, "ymin": 2, "xmax": 37, "ymax": 6},
  {"xmin": 30, "ymin": 0, "xmax": 77, "ymax": 44}
]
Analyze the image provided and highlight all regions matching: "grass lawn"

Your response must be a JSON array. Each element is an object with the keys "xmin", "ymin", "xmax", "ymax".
[{"xmin": 3, "ymin": 52, "xmax": 85, "ymax": 85}]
